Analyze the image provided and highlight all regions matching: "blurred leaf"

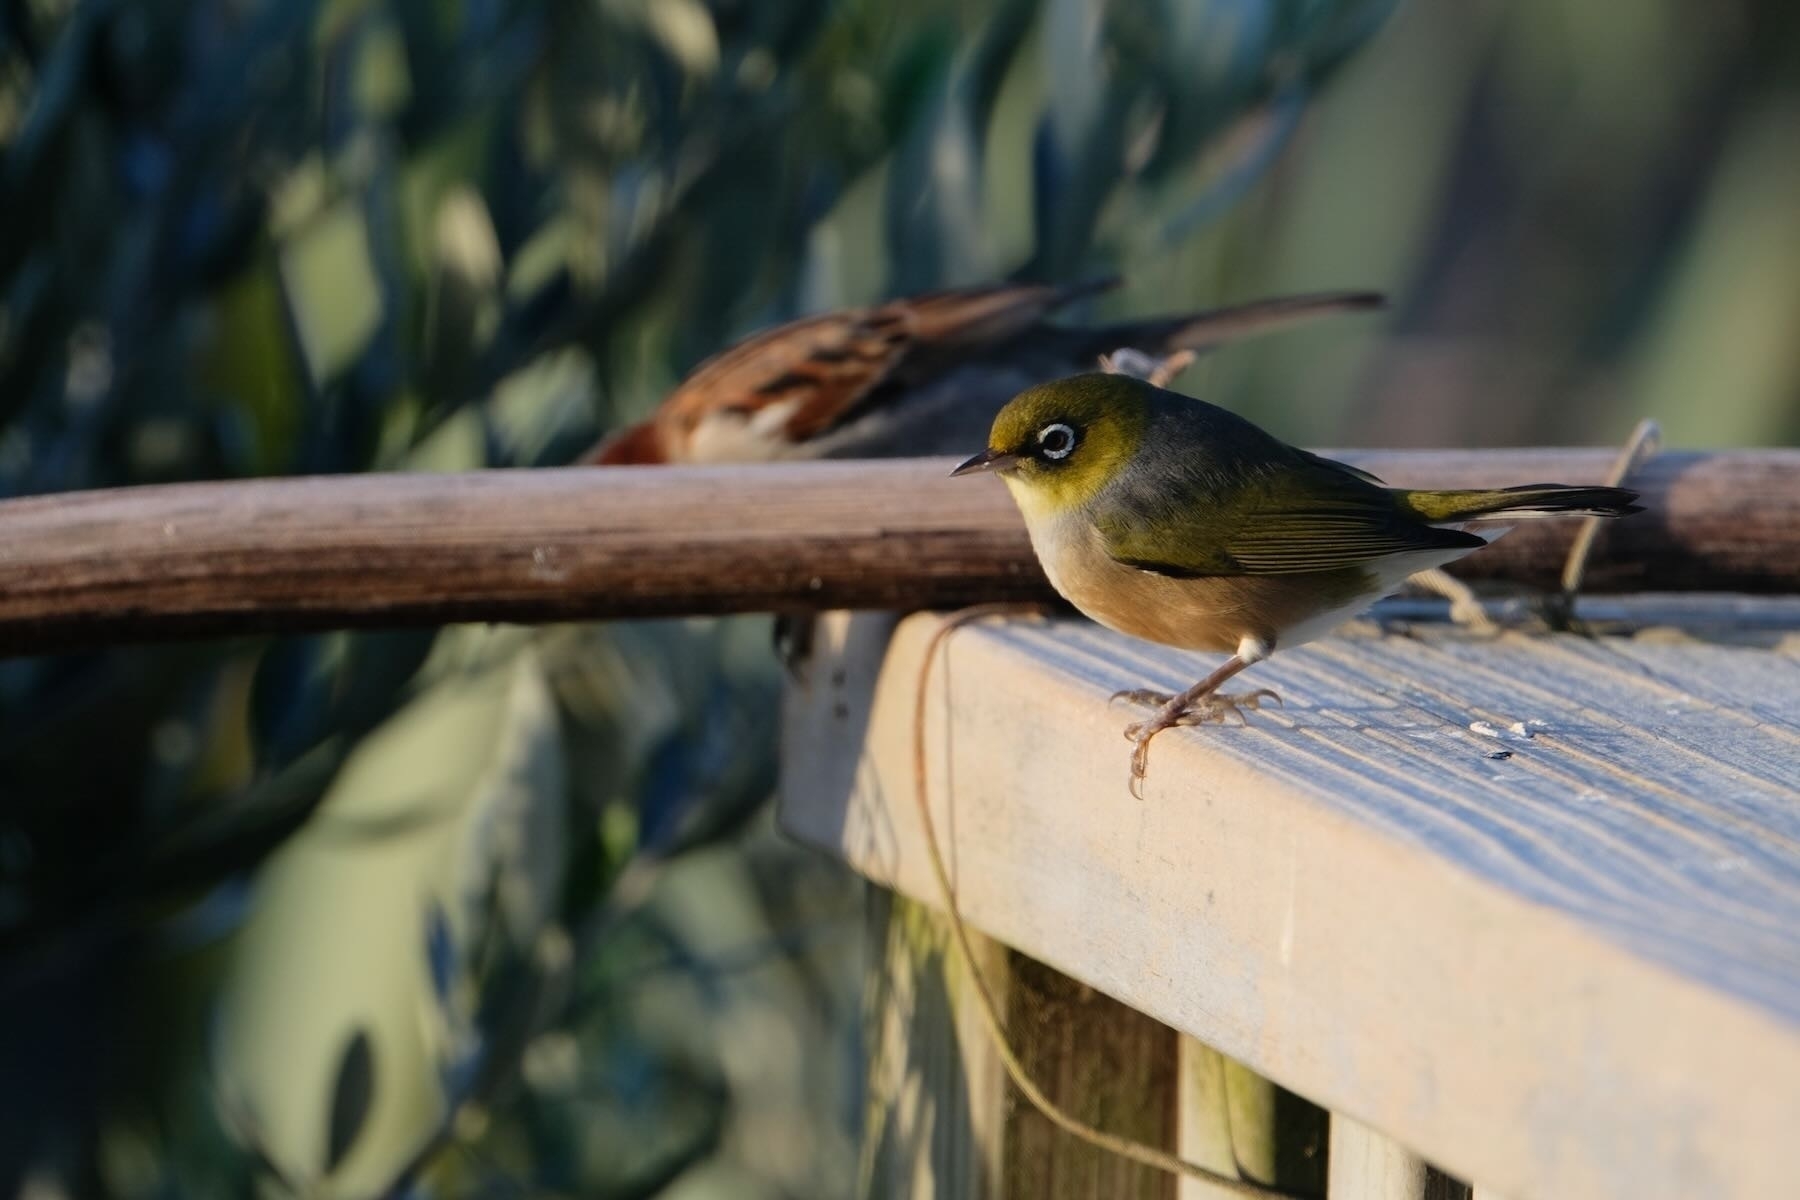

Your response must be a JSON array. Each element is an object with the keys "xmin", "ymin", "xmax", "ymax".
[
  {"xmin": 481, "ymin": 345, "xmax": 599, "ymax": 466},
  {"xmin": 405, "ymin": 183, "xmax": 505, "ymax": 449},
  {"xmin": 250, "ymin": 629, "xmax": 438, "ymax": 767},
  {"xmin": 1132, "ymin": 0, "xmax": 1280, "ymax": 181},
  {"xmin": 0, "ymin": 0, "xmax": 108, "ymax": 223},
  {"xmin": 616, "ymin": 0, "xmax": 720, "ymax": 79},
  {"xmin": 1629, "ymin": 98, "xmax": 1800, "ymax": 448},
  {"xmin": 352, "ymin": 19, "xmax": 412, "ymax": 119},
  {"xmin": 1028, "ymin": 0, "xmax": 1145, "ymax": 280},
  {"xmin": 196, "ymin": 260, "xmax": 307, "ymax": 474},
  {"xmin": 883, "ymin": 0, "xmax": 1036, "ymax": 288},
  {"xmin": 280, "ymin": 196, "xmax": 386, "ymax": 388},
  {"xmin": 217, "ymin": 648, "xmax": 566, "ymax": 1192},
  {"xmin": 1157, "ymin": 80, "xmax": 1306, "ymax": 245},
  {"xmin": 324, "ymin": 1027, "xmax": 376, "ymax": 1174}
]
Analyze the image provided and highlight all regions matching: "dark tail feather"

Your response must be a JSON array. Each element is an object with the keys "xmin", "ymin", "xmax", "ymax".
[
  {"xmin": 1399, "ymin": 484, "xmax": 1643, "ymax": 524},
  {"xmin": 1049, "ymin": 274, "xmax": 1126, "ymax": 309},
  {"xmin": 1089, "ymin": 289, "xmax": 1386, "ymax": 358}
]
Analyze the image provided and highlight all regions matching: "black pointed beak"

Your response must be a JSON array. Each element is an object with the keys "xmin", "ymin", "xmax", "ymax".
[{"xmin": 951, "ymin": 448, "xmax": 1020, "ymax": 477}]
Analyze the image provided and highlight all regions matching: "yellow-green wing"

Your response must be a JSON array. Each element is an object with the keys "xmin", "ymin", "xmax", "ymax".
[
  {"xmin": 1223, "ymin": 508, "xmax": 1482, "ymax": 574},
  {"xmin": 1102, "ymin": 457, "xmax": 1484, "ymax": 578}
]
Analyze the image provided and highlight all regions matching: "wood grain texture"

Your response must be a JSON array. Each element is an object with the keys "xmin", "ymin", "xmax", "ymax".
[
  {"xmin": 0, "ymin": 449, "xmax": 1793, "ymax": 654},
  {"xmin": 778, "ymin": 611, "xmax": 1800, "ymax": 1200},
  {"xmin": 1002, "ymin": 957, "xmax": 1181, "ymax": 1199},
  {"xmin": 859, "ymin": 892, "xmax": 1011, "ymax": 1200},
  {"xmin": 859, "ymin": 893, "xmax": 1184, "ymax": 1200}
]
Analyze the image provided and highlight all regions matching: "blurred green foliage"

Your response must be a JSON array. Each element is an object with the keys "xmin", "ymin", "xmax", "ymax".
[{"xmin": 2, "ymin": 0, "xmax": 1798, "ymax": 1196}]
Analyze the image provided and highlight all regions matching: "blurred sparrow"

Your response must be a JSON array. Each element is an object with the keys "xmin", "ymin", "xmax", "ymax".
[{"xmin": 583, "ymin": 279, "xmax": 1384, "ymax": 465}]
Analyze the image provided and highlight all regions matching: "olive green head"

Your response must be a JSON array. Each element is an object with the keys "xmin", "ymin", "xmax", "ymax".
[{"xmin": 951, "ymin": 373, "xmax": 1150, "ymax": 513}]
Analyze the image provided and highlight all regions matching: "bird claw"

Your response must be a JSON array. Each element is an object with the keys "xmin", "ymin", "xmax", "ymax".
[
  {"xmin": 1110, "ymin": 688, "xmax": 1175, "ymax": 708},
  {"xmin": 1174, "ymin": 688, "xmax": 1283, "ymax": 726},
  {"xmin": 1119, "ymin": 688, "xmax": 1284, "ymax": 798}
]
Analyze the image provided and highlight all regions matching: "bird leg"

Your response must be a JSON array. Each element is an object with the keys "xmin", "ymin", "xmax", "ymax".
[{"xmin": 1110, "ymin": 655, "xmax": 1281, "ymax": 797}]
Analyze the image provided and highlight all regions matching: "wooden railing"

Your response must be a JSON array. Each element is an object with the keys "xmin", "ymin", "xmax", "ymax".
[{"xmin": 0, "ymin": 450, "xmax": 1795, "ymax": 655}]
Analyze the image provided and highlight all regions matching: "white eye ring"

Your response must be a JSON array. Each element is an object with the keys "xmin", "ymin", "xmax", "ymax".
[{"xmin": 1037, "ymin": 422, "xmax": 1077, "ymax": 460}]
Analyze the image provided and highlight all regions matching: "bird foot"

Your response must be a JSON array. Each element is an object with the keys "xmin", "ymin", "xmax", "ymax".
[
  {"xmin": 1171, "ymin": 689, "xmax": 1282, "ymax": 726},
  {"xmin": 1118, "ymin": 689, "xmax": 1283, "ymax": 797}
]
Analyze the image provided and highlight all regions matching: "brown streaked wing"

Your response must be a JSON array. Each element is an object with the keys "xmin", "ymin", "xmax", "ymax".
[
  {"xmin": 663, "ymin": 278, "xmax": 1120, "ymax": 445},
  {"xmin": 658, "ymin": 309, "xmax": 910, "ymax": 432},
  {"xmin": 776, "ymin": 304, "xmax": 922, "ymax": 441},
  {"xmin": 782, "ymin": 281, "xmax": 1116, "ymax": 438}
]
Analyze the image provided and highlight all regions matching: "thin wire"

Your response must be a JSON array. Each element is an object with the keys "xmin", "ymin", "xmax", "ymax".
[
  {"xmin": 1561, "ymin": 418, "xmax": 1661, "ymax": 599},
  {"xmin": 909, "ymin": 605, "xmax": 1308, "ymax": 1198}
]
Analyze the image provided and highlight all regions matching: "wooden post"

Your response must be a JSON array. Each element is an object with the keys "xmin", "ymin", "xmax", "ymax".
[
  {"xmin": 1327, "ymin": 1118, "xmax": 1469, "ymax": 1200},
  {"xmin": 859, "ymin": 890, "xmax": 1011, "ymax": 1200},
  {"xmin": 859, "ymin": 893, "xmax": 1181, "ymax": 1199},
  {"xmin": 1177, "ymin": 1039, "xmax": 1328, "ymax": 1199},
  {"xmin": 1000, "ymin": 955, "xmax": 1179, "ymax": 1199},
  {"xmin": 1175, "ymin": 1038, "xmax": 1240, "ymax": 1197},
  {"xmin": 860, "ymin": 891, "xmax": 1341, "ymax": 1199}
]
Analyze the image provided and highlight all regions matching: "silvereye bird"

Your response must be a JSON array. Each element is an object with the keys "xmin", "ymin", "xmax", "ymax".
[
  {"xmin": 583, "ymin": 280, "xmax": 1383, "ymax": 465},
  {"xmin": 952, "ymin": 373, "xmax": 1643, "ymax": 794}
]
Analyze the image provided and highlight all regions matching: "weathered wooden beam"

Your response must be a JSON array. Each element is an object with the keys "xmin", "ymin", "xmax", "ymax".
[
  {"xmin": 779, "ymin": 611, "xmax": 1800, "ymax": 1199},
  {"xmin": 0, "ymin": 449, "xmax": 1792, "ymax": 655}
]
